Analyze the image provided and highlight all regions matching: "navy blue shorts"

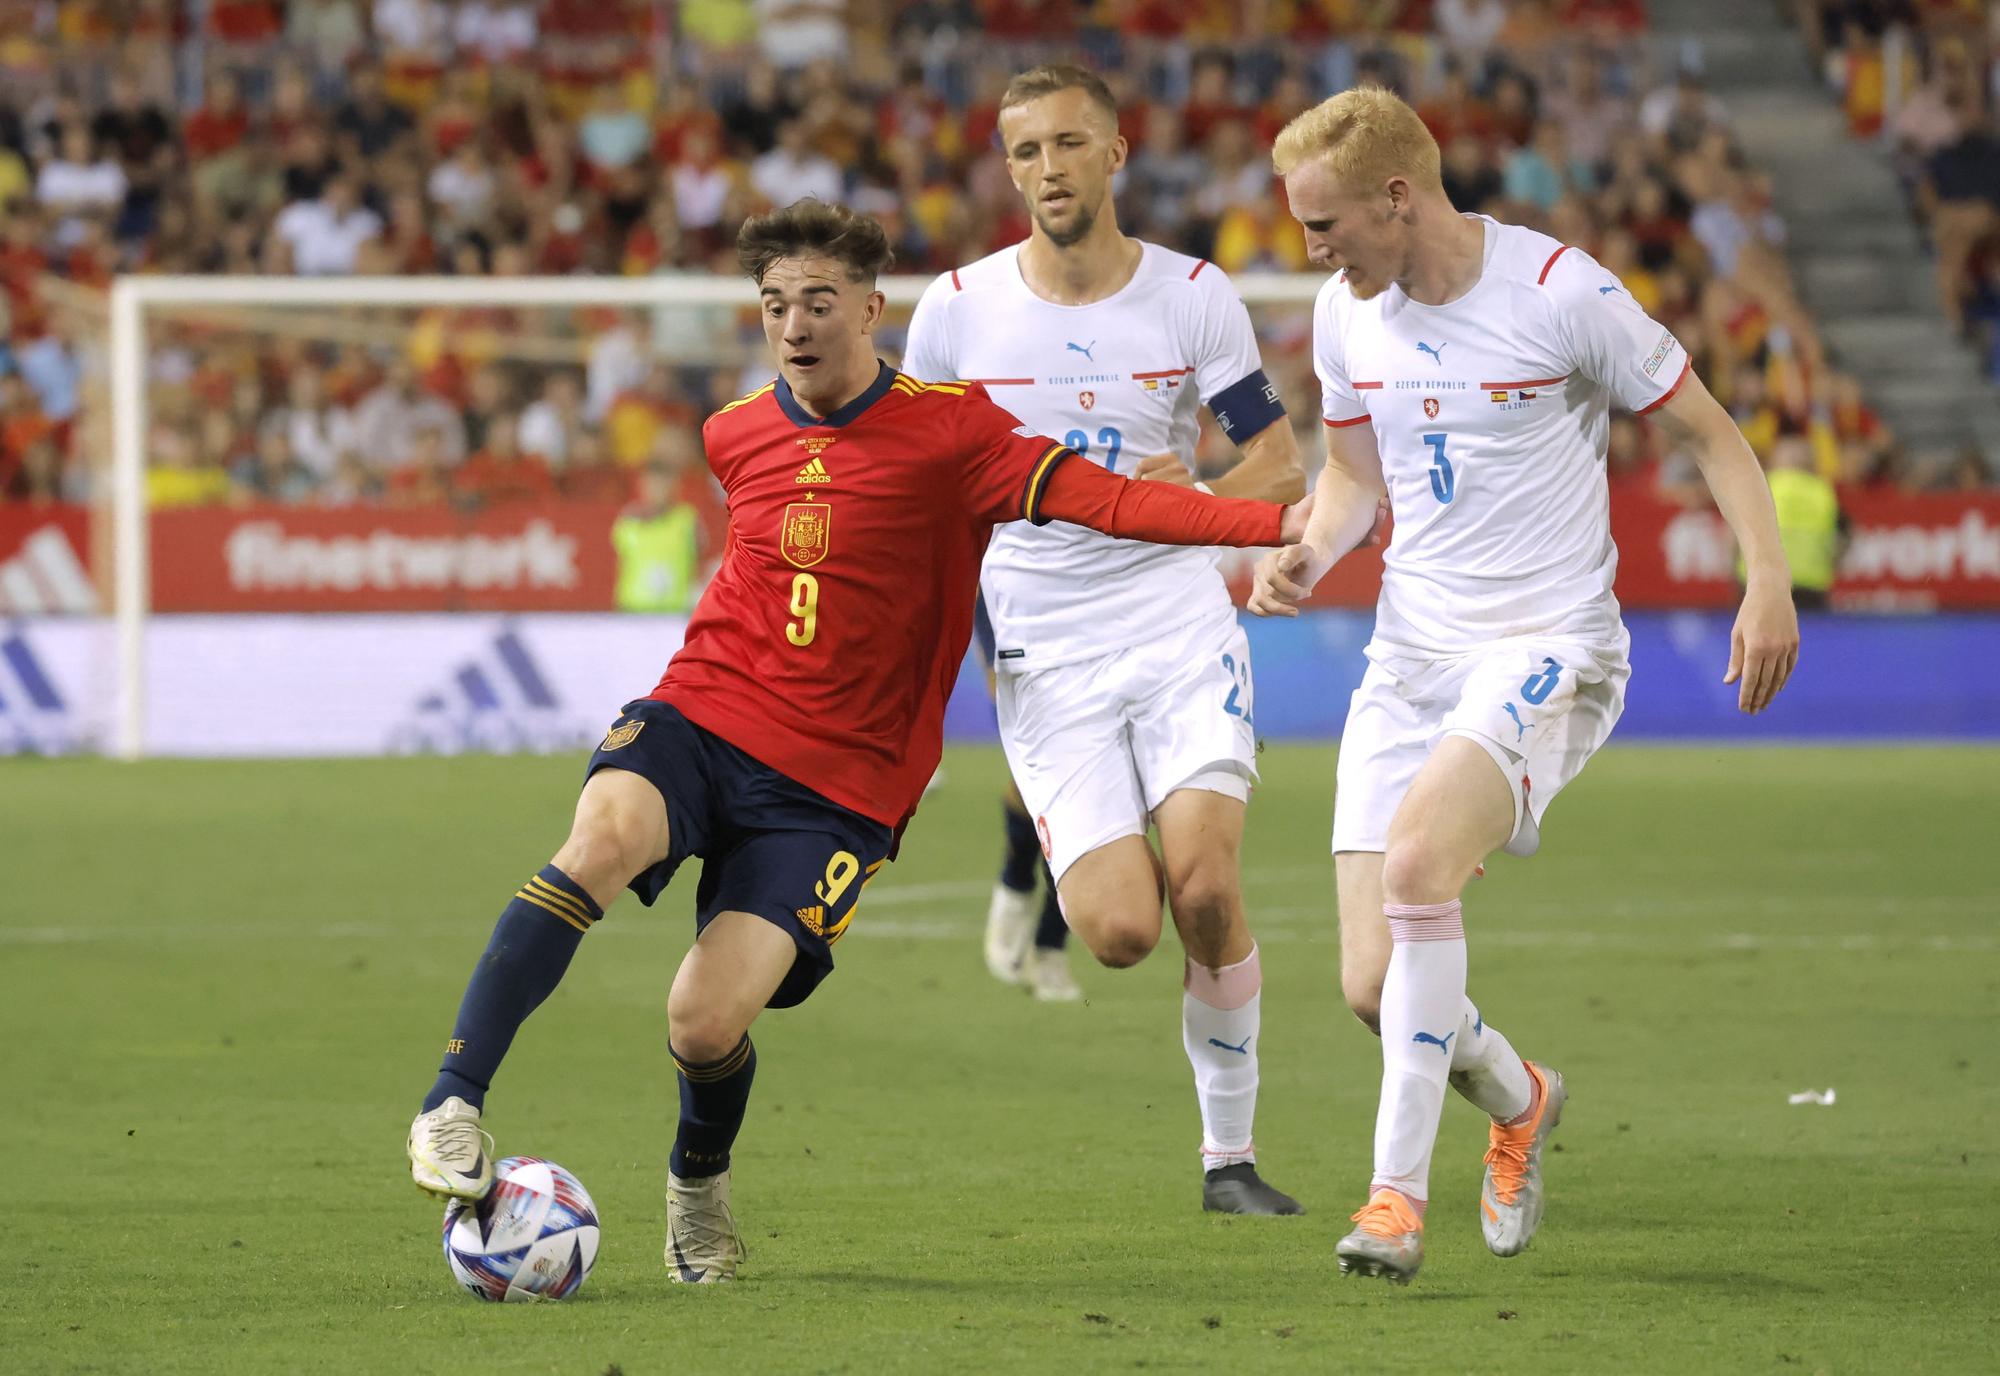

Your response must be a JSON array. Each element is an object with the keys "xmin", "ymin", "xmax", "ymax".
[{"xmin": 585, "ymin": 700, "xmax": 893, "ymax": 1009}]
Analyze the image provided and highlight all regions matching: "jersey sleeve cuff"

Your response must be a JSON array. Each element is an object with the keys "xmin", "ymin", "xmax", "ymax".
[
  {"xmin": 1021, "ymin": 443, "xmax": 1073, "ymax": 525},
  {"xmin": 1208, "ymin": 369, "xmax": 1287, "ymax": 441},
  {"xmin": 1635, "ymin": 354, "xmax": 1693, "ymax": 415},
  {"xmin": 1323, "ymin": 413, "xmax": 1371, "ymax": 429}
]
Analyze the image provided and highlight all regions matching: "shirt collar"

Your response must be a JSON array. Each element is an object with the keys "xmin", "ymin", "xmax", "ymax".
[{"xmin": 773, "ymin": 358, "xmax": 897, "ymax": 429}]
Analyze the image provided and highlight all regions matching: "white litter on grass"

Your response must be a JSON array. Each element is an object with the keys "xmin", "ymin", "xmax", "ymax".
[{"xmin": 1787, "ymin": 1088, "xmax": 1837, "ymax": 1106}]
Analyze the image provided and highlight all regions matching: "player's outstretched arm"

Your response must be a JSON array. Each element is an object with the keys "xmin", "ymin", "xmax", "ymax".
[
  {"xmin": 1202, "ymin": 417, "xmax": 1309, "ymax": 502},
  {"xmin": 1650, "ymin": 371, "xmax": 1801, "ymax": 714},
  {"xmin": 1129, "ymin": 418, "xmax": 1308, "ymax": 503},
  {"xmin": 1034, "ymin": 453, "xmax": 1306, "ymax": 548},
  {"xmin": 1246, "ymin": 422, "xmax": 1386, "ymax": 618}
]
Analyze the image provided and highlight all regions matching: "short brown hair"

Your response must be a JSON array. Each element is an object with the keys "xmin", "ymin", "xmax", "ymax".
[
  {"xmin": 735, "ymin": 199, "xmax": 895, "ymax": 285},
  {"xmin": 1271, "ymin": 87, "xmax": 1442, "ymax": 194},
  {"xmin": 999, "ymin": 63, "xmax": 1118, "ymax": 122}
]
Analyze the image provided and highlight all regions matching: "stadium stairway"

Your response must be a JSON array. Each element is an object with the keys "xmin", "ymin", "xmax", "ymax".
[{"xmin": 1651, "ymin": 0, "xmax": 2000, "ymax": 467}]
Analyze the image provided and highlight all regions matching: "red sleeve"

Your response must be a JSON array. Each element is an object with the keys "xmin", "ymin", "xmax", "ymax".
[
  {"xmin": 1036, "ymin": 459, "xmax": 1284, "ymax": 548},
  {"xmin": 954, "ymin": 384, "xmax": 1076, "ymax": 524}
]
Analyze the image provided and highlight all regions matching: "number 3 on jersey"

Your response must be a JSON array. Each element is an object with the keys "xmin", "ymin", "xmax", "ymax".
[
  {"xmin": 786, "ymin": 572, "xmax": 818, "ymax": 646},
  {"xmin": 1422, "ymin": 432, "xmax": 1455, "ymax": 504}
]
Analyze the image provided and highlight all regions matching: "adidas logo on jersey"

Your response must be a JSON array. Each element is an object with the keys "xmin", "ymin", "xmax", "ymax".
[{"xmin": 795, "ymin": 457, "xmax": 832, "ymax": 484}]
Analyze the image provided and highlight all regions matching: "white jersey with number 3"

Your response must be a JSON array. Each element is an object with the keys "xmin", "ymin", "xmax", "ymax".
[
  {"xmin": 905, "ymin": 241, "xmax": 1279, "ymax": 668},
  {"xmin": 1315, "ymin": 216, "xmax": 1691, "ymax": 656}
]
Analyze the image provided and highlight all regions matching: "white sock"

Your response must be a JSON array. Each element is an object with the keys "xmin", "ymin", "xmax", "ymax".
[
  {"xmin": 1372, "ymin": 901, "xmax": 1467, "ymax": 1203},
  {"xmin": 1182, "ymin": 944, "xmax": 1262, "ymax": 1171},
  {"xmin": 1448, "ymin": 998, "xmax": 1534, "ymax": 1124}
]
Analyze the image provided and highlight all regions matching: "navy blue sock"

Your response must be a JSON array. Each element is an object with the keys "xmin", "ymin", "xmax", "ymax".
[
  {"xmin": 1034, "ymin": 859, "xmax": 1069, "ymax": 951},
  {"xmin": 670, "ymin": 1036, "xmax": 757, "ymax": 1178},
  {"xmin": 1000, "ymin": 802, "xmax": 1040, "ymax": 893},
  {"xmin": 422, "ymin": 865, "xmax": 601, "ymax": 1112}
]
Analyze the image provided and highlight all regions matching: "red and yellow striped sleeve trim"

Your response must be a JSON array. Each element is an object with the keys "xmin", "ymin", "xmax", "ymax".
[{"xmin": 1021, "ymin": 442, "xmax": 1069, "ymax": 523}]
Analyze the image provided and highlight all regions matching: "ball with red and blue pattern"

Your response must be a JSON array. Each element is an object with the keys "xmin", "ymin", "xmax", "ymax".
[{"xmin": 441, "ymin": 1156, "xmax": 600, "ymax": 1302}]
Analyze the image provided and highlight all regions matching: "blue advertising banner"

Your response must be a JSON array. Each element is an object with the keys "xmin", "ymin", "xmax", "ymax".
[{"xmin": 942, "ymin": 612, "xmax": 2000, "ymax": 742}]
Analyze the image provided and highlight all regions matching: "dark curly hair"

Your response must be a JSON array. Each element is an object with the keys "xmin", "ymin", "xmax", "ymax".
[{"xmin": 735, "ymin": 199, "xmax": 895, "ymax": 285}]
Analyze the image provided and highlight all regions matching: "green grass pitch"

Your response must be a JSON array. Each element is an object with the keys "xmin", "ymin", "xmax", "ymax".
[{"xmin": 6, "ymin": 743, "xmax": 1996, "ymax": 1374}]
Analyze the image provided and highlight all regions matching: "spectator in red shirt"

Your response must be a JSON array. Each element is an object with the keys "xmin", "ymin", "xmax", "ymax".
[
  {"xmin": 385, "ymin": 424, "xmax": 457, "ymax": 506},
  {"xmin": 456, "ymin": 415, "xmax": 557, "ymax": 507},
  {"xmin": 1181, "ymin": 49, "xmax": 1245, "ymax": 146},
  {"xmin": 183, "ymin": 71, "xmax": 252, "ymax": 160},
  {"xmin": 556, "ymin": 429, "xmax": 631, "ymax": 503}
]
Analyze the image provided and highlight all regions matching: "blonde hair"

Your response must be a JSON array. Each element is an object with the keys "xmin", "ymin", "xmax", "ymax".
[{"xmin": 1271, "ymin": 87, "xmax": 1442, "ymax": 195}]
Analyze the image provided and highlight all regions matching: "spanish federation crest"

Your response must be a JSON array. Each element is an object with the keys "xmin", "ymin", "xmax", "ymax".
[
  {"xmin": 601, "ymin": 720, "xmax": 644, "ymax": 750},
  {"xmin": 781, "ymin": 501, "xmax": 831, "ymax": 568}
]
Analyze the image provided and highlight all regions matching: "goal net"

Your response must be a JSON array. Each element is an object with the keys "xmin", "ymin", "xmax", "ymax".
[{"xmin": 7, "ymin": 271, "xmax": 1321, "ymax": 758}]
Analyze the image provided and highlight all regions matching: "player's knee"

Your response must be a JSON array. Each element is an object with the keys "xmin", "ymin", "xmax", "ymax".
[
  {"xmin": 665, "ymin": 988, "xmax": 744, "ymax": 1065},
  {"xmin": 1077, "ymin": 911, "xmax": 1159, "ymax": 968},
  {"xmin": 553, "ymin": 813, "xmax": 650, "ymax": 896},
  {"xmin": 1380, "ymin": 838, "xmax": 1461, "ymax": 908}
]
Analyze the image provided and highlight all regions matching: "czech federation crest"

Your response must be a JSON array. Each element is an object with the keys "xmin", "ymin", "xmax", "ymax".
[
  {"xmin": 781, "ymin": 502, "xmax": 831, "ymax": 568},
  {"xmin": 1424, "ymin": 397, "xmax": 1440, "ymax": 419},
  {"xmin": 1079, "ymin": 390, "xmax": 1095, "ymax": 411}
]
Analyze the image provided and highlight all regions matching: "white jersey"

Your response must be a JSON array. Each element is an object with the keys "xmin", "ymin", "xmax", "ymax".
[
  {"xmin": 1315, "ymin": 216, "xmax": 1691, "ymax": 656},
  {"xmin": 905, "ymin": 241, "xmax": 1283, "ymax": 669}
]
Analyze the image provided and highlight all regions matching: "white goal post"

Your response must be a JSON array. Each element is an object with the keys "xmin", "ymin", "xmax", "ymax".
[{"xmin": 104, "ymin": 271, "xmax": 1324, "ymax": 760}]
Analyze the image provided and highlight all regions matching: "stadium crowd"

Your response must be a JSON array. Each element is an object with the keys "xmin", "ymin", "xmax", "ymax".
[
  {"xmin": 0, "ymin": 0, "xmax": 1986, "ymax": 513},
  {"xmin": 1799, "ymin": 0, "xmax": 2000, "ymax": 386}
]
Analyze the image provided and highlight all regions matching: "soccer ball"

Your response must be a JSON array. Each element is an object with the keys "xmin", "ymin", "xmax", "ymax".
[{"xmin": 442, "ymin": 1156, "xmax": 600, "ymax": 1302}]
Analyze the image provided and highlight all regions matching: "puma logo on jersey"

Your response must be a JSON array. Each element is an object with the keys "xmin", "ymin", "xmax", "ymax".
[
  {"xmin": 795, "ymin": 457, "xmax": 832, "ymax": 484},
  {"xmin": 1066, "ymin": 340, "xmax": 1097, "ymax": 363},
  {"xmin": 1416, "ymin": 341, "xmax": 1447, "ymax": 366}
]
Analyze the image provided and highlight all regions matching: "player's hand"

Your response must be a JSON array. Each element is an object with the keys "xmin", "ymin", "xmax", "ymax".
[
  {"xmin": 1278, "ymin": 488, "xmax": 1315, "ymax": 545},
  {"xmin": 1364, "ymin": 496, "xmax": 1391, "ymax": 547},
  {"xmin": 1246, "ymin": 537, "xmax": 1329, "ymax": 619},
  {"xmin": 1724, "ymin": 579, "xmax": 1799, "ymax": 714},
  {"xmin": 1131, "ymin": 452, "xmax": 1195, "ymax": 486}
]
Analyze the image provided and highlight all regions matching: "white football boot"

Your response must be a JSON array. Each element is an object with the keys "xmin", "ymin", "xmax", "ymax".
[
  {"xmin": 408, "ymin": 1096, "xmax": 494, "ymax": 1200},
  {"xmin": 1026, "ymin": 945, "xmax": 1082, "ymax": 1002},
  {"xmin": 666, "ymin": 1170, "xmax": 747, "ymax": 1284},
  {"xmin": 983, "ymin": 883, "xmax": 1036, "ymax": 986}
]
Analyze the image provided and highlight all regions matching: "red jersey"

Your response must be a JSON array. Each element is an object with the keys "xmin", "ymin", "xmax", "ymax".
[{"xmin": 653, "ymin": 362, "xmax": 1280, "ymax": 829}]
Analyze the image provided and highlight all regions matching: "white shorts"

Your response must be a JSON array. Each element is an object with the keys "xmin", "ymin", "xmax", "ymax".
[
  {"xmin": 1331, "ymin": 630, "xmax": 1630, "ymax": 858},
  {"xmin": 996, "ymin": 610, "xmax": 1258, "ymax": 883}
]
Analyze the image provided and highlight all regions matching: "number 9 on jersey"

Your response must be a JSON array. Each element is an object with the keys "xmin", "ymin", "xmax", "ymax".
[{"xmin": 786, "ymin": 573, "xmax": 819, "ymax": 647}]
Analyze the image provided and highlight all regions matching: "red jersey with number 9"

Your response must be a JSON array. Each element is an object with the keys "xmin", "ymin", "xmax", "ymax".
[{"xmin": 650, "ymin": 363, "xmax": 1072, "ymax": 830}]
